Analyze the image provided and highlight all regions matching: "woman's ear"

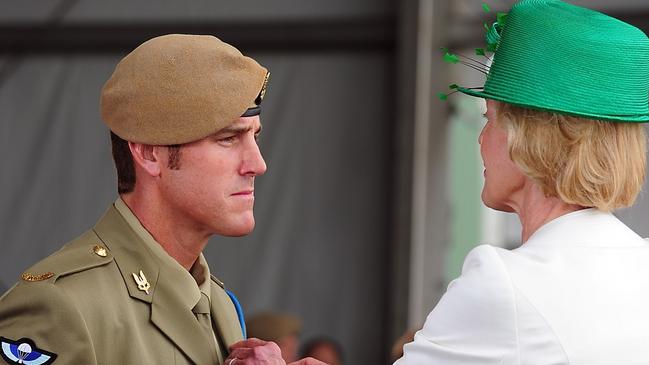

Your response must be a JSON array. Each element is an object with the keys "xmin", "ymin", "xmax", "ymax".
[{"xmin": 128, "ymin": 142, "xmax": 162, "ymax": 178}]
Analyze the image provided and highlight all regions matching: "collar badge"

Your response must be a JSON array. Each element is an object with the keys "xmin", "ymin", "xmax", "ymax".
[{"xmin": 132, "ymin": 270, "xmax": 151, "ymax": 295}]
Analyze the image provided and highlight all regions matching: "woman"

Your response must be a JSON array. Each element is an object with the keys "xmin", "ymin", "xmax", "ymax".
[{"xmin": 397, "ymin": 0, "xmax": 649, "ymax": 363}]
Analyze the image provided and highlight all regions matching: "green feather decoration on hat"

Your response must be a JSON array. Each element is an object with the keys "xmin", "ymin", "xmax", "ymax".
[{"xmin": 443, "ymin": 49, "xmax": 460, "ymax": 64}]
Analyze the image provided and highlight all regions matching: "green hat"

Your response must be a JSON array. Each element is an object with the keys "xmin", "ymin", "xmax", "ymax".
[{"xmin": 456, "ymin": 0, "xmax": 649, "ymax": 123}]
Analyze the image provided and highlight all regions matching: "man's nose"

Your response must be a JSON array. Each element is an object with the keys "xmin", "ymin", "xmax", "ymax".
[{"xmin": 240, "ymin": 139, "xmax": 267, "ymax": 176}]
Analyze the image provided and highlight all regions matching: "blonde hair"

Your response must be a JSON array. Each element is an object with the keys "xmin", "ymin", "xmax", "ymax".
[{"xmin": 496, "ymin": 102, "xmax": 647, "ymax": 211}]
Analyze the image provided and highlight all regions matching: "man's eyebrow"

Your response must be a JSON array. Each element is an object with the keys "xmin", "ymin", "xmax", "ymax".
[{"xmin": 213, "ymin": 124, "xmax": 262, "ymax": 136}]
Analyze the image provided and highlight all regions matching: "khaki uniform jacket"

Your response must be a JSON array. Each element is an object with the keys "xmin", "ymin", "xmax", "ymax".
[{"xmin": 0, "ymin": 205, "xmax": 244, "ymax": 365}]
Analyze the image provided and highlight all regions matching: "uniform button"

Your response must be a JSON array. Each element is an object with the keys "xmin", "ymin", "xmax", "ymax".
[{"xmin": 93, "ymin": 245, "xmax": 108, "ymax": 257}]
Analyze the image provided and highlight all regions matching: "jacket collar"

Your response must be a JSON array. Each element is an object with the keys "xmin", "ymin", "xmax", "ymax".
[
  {"xmin": 523, "ymin": 208, "xmax": 645, "ymax": 249},
  {"xmin": 210, "ymin": 280, "xmax": 244, "ymax": 349},
  {"xmin": 92, "ymin": 204, "xmax": 218, "ymax": 365}
]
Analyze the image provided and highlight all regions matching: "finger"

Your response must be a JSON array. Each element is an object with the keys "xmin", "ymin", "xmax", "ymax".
[
  {"xmin": 262, "ymin": 341, "xmax": 282, "ymax": 353},
  {"xmin": 229, "ymin": 338, "xmax": 270, "ymax": 351},
  {"xmin": 228, "ymin": 347, "xmax": 255, "ymax": 359},
  {"xmin": 289, "ymin": 357, "xmax": 330, "ymax": 365},
  {"xmin": 250, "ymin": 342, "xmax": 282, "ymax": 358}
]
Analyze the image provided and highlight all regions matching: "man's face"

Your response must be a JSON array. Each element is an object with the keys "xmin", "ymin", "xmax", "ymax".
[{"xmin": 158, "ymin": 115, "xmax": 267, "ymax": 237}]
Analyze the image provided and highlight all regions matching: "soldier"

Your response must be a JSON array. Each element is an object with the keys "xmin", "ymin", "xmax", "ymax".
[{"xmin": 0, "ymin": 34, "xmax": 269, "ymax": 364}]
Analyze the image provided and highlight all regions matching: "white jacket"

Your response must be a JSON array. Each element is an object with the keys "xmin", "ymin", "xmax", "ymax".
[{"xmin": 396, "ymin": 209, "xmax": 649, "ymax": 365}]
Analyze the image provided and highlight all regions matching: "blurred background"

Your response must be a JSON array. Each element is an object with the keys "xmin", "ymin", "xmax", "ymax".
[{"xmin": 1, "ymin": 0, "xmax": 649, "ymax": 363}]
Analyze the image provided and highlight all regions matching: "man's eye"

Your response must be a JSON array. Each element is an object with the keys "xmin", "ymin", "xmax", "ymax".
[{"xmin": 218, "ymin": 136, "xmax": 237, "ymax": 143}]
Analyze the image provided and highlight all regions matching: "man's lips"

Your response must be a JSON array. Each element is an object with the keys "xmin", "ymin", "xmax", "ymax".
[{"xmin": 231, "ymin": 190, "xmax": 254, "ymax": 196}]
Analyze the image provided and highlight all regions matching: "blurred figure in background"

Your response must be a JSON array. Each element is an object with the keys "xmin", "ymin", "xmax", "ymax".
[
  {"xmin": 246, "ymin": 312, "xmax": 302, "ymax": 362},
  {"xmin": 300, "ymin": 337, "xmax": 344, "ymax": 365}
]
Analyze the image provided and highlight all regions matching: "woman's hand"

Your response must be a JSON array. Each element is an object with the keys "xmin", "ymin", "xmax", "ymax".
[
  {"xmin": 226, "ymin": 338, "xmax": 284, "ymax": 365},
  {"xmin": 226, "ymin": 339, "xmax": 329, "ymax": 365},
  {"xmin": 289, "ymin": 358, "xmax": 328, "ymax": 365}
]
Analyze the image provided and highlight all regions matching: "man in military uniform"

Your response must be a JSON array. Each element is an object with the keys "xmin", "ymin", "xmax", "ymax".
[{"xmin": 0, "ymin": 34, "xmax": 269, "ymax": 365}]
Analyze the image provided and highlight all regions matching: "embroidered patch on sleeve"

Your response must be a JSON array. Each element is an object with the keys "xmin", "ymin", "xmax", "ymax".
[{"xmin": 0, "ymin": 337, "xmax": 57, "ymax": 365}]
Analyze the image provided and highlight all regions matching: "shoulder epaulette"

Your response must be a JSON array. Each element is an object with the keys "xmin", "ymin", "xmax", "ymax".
[
  {"xmin": 210, "ymin": 274, "xmax": 225, "ymax": 289},
  {"xmin": 20, "ymin": 230, "xmax": 113, "ymax": 283}
]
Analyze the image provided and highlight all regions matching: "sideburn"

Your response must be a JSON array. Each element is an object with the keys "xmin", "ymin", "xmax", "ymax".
[{"xmin": 167, "ymin": 145, "xmax": 182, "ymax": 170}]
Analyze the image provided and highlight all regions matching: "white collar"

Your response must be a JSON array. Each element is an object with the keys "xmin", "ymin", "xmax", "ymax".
[{"xmin": 521, "ymin": 208, "xmax": 645, "ymax": 249}]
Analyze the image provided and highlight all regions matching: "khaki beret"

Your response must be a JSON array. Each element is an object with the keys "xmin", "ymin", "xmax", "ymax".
[
  {"xmin": 246, "ymin": 312, "xmax": 302, "ymax": 342},
  {"xmin": 100, "ymin": 34, "xmax": 269, "ymax": 145}
]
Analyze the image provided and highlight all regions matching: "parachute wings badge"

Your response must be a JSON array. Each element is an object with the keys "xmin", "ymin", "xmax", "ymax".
[{"xmin": 0, "ymin": 337, "xmax": 57, "ymax": 365}]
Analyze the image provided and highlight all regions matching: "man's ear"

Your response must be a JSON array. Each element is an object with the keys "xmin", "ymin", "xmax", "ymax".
[{"xmin": 128, "ymin": 142, "xmax": 163, "ymax": 178}]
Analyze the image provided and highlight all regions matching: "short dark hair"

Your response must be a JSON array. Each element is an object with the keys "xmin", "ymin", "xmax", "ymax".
[
  {"xmin": 110, "ymin": 131, "xmax": 182, "ymax": 194},
  {"xmin": 110, "ymin": 131, "xmax": 136, "ymax": 194}
]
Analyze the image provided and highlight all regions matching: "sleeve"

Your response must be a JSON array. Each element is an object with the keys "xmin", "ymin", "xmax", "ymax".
[
  {"xmin": 394, "ymin": 245, "xmax": 518, "ymax": 365},
  {"xmin": 0, "ymin": 281, "xmax": 97, "ymax": 365}
]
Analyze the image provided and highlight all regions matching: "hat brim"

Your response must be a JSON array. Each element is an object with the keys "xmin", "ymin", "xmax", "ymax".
[
  {"xmin": 458, "ymin": 87, "xmax": 649, "ymax": 123},
  {"xmin": 241, "ymin": 106, "xmax": 261, "ymax": 117}
]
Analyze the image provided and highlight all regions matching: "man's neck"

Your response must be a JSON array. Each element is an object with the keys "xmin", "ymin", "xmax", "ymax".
[{"xmin": 121, "ymin": 192, "xmax": 209, "ymax": 270}]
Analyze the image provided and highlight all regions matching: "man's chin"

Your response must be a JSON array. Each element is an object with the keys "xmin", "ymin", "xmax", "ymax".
[{"xmin": 216, "ymin": 218, "xmax": 256, "ymax": 237}]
